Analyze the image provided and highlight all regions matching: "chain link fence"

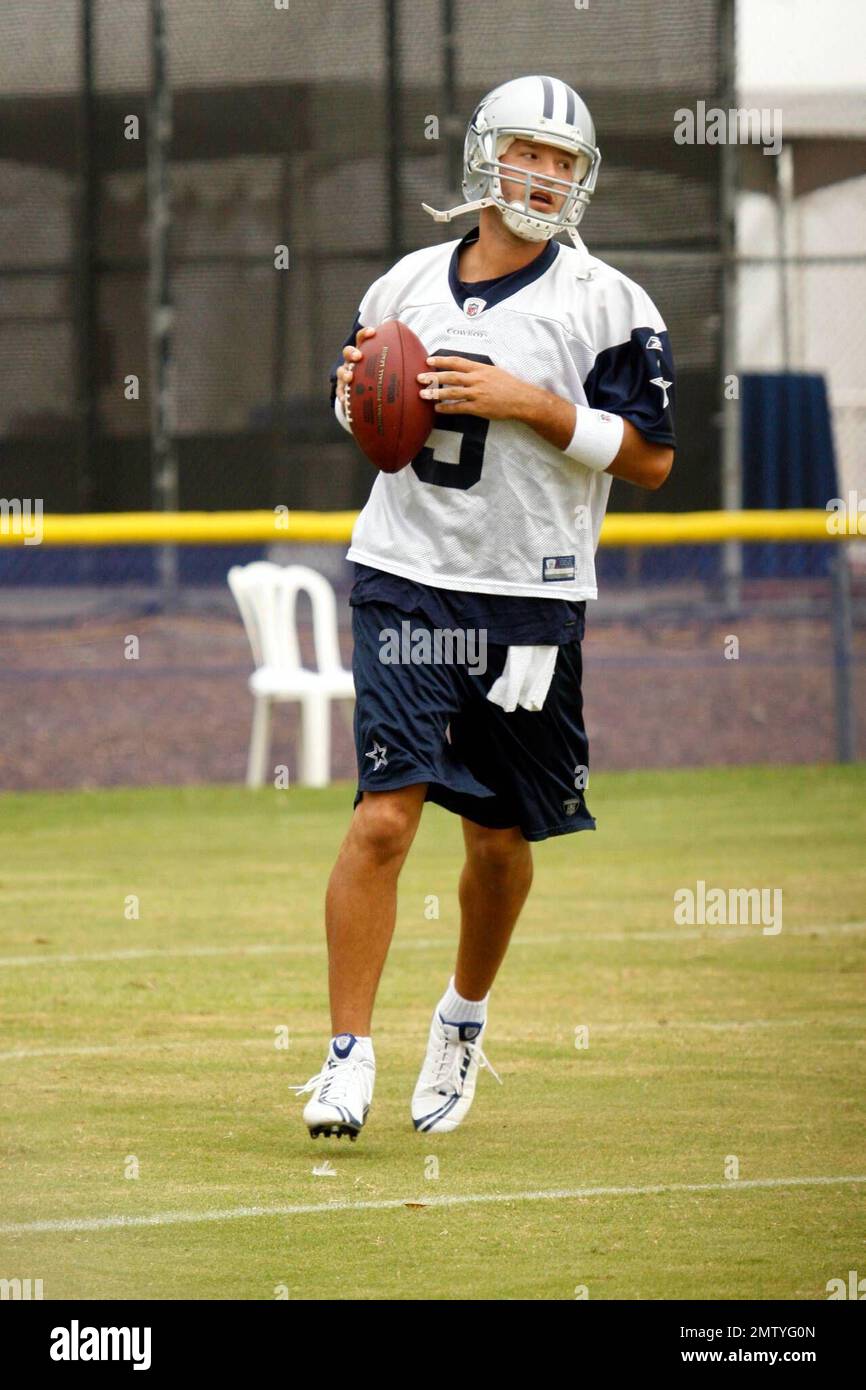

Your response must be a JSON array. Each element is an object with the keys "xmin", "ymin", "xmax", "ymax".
[
  {"xmin": 1, "ymin": 0, "xmax": 725, "ymax": 548},
  {"xmin": 1, "ymin": 0, "xmax": 863, "ymax": 782}
]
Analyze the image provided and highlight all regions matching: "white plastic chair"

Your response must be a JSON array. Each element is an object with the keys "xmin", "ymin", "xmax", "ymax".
[{"xmin": 227, "ymin": 562, "xmax": 355, "ymax": 789}]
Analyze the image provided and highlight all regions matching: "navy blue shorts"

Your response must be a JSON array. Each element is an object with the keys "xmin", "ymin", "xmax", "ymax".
[{"xmin": 350, "ymin": 601, "xmax": 596, "ymax": 842}]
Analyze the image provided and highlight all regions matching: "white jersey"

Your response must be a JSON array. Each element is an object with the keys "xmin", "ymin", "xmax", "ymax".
[{"xmin": 337, "ymin": 227, "xmax": 676, "ymax": 601}]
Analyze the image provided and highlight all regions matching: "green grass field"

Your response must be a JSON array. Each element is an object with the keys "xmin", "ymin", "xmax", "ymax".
[{"xmin": 1, "ymin": 765, "xmax": 864, "ymax": 1301}]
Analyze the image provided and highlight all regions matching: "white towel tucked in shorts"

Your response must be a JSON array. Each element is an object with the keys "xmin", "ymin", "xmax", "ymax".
[{"xmin": 486, "ymin": 645, "xmax": 559, "ymax": 713}]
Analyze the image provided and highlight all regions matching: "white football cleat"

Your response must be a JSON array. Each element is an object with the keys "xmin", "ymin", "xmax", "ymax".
[
  {"xmin": 411, "ymin": 1010, "xmax": 502, "ymax": 1133},
  {"xmin": 290, "ymin": 1033, "xmax": 375, "ymax": 1141}
]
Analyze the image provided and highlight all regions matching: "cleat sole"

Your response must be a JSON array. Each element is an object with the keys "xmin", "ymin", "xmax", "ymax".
[{"xmin": 307, "ymin": 1121, "xmax": 363, "ymax": 1141}]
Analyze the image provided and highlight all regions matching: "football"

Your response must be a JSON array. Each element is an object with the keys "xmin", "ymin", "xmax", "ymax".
[{"xmin": 345, "ymin": 320, "xmax": 435, "ymax": 473}]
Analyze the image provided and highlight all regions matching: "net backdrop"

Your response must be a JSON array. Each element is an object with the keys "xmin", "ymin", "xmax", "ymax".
[
  {"xmin": 5, "ymin": 1, "xmax": 861, "ymax": 785},
  {"xmin": 1, "ymin": 0, "xmax": 724, "ymax": 574}
]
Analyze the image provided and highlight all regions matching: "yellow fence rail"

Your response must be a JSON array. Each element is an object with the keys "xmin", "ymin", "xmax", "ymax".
[{"xmin": 0, "ymin": 508, "xmax": 860, "ymax": 548}]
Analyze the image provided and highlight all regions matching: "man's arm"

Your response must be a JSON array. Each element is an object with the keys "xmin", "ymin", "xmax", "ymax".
[
  {"xmin": 519, "ymin": 385, "xmax": 672, "ymax": 490},
  {"xmin": 419, "ymin": 357, "xmax": 674, "ymax": 491}
]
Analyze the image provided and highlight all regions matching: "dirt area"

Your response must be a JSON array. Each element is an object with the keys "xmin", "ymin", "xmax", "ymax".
[{"xmin": 0, "ymin": 603, "xmax": 862, "ymax": 791}]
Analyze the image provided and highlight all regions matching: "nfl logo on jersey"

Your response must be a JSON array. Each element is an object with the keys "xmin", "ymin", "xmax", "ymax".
[
  {"xmin": 463, "ymin": 297, "xmax": 486, "ymax": 318},
  {"xmin": 543, "ymin": 554, "xmax": 576, "ymax": 582}
]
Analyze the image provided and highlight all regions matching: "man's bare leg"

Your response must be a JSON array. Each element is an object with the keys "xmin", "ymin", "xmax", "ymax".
[
  {"xmin": 410, "ymin": 819, "xmax": 533, "ymax": 1132},
  {"xmin": 325, "ymin": 783, "xmax": 428, "ymax": 1035},
  {"xmin": 453, "ymin": 821, "xmax": 533, "ymax": 1001}
]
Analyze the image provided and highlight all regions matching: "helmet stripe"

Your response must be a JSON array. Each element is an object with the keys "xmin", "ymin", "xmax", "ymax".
[
  {"xmin": 563, "ymin": 82, "xmax": 576, "ymax": 127},
  {"xmin": 539, "ymin": 75, "xmax": 555, "ymax": 120}
]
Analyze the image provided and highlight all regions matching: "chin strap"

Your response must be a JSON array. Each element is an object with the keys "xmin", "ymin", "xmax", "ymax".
[
  {"xmin": 566, "ymin": 226, "xmax": 594, "ymax": 279},
  {"xmin": 421, "ymin": 197, "xmax": 494, "ymax": 223},
  {"xmin": 421, "ymin": 196, "xmax": 595, "ymax": 280}
]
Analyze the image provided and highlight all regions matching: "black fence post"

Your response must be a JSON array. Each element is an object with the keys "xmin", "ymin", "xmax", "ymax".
[
  {"xmin": 148, "ymin": 0, "xmax": 179, "ymax": 608},
  {"xmin": 385, "ymin": 0, "xmax": 402, "ymax": 265},
  {"xmin": 74, "ymin": 0, "xmax": 98, "ymax": 583},
  {"xmin": 830, "ymin": 544, "xmax": 856, "ymax": 763}
]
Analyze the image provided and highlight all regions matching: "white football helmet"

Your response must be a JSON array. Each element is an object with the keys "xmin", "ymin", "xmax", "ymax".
[{"xmin": 423, "ymin": 75, "xmax": 601, "ymax": 246}]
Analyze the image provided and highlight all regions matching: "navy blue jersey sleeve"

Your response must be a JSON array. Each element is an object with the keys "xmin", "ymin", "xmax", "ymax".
[
  {"xmin": 582, "ymin": 327, "xmax": 676, "ymax": 447},
  {"xmin": 328, "ymin": 311, "xmax": 363, "ymax": 406}
]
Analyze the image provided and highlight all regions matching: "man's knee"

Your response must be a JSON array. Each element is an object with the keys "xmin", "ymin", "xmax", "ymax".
[
  {"xmin": 353, "ymin": 787, "xmax": 425, "ymax": 862},
  {"xmin": 464, "ymin": 823, "xmax": 532, "ymax": 874}
]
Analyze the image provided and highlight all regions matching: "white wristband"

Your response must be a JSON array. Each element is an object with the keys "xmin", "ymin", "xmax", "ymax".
[
  {"xmin": 334, "ymin": 389, "xmax": 353, "ymax": 435},
  {"xmin": 563, "ymin": 404, "xmax": 624, "ymax": 472}
]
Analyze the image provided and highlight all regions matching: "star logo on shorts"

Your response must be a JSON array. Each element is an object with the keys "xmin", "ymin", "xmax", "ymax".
[
  {"xmin": 365, "ymin": 741, "xmax": 388, "ymax": 771},
  {"xmin": 650, "ymin": 375, "xmax": 672, "ymax": 409}
]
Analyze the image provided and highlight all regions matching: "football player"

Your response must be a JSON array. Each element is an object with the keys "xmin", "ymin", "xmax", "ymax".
[{"xmin": 292, "ymin": 75, "xmax": 675, "ymax": 1139}]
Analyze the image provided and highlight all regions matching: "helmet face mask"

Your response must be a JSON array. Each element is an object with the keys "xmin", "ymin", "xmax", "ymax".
[{"xmin": 470, "ymin": 127, "xmax": 598, "ymax": 242}]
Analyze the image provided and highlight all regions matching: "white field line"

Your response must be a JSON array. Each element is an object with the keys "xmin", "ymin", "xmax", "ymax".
[
  {"xmin": 0, "ymin": 1039, "xmax": 264, "ymax": 1062},
  {"xmin": 1, "ymin": 920, "xmax": 865, "ymax": 969},
  {"xmin": 2, "ymin": 1016, "xmax": 865, "ymax": 1063},
  {"xmin": 3, "ymin": 1174, "xmax": 865, "ymax": 1237}
]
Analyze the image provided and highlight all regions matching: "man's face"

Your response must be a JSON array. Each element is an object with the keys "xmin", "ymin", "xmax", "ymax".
[{"xmin": 497, "ymin": 138, "xmax": 582, "ymax": 216}]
